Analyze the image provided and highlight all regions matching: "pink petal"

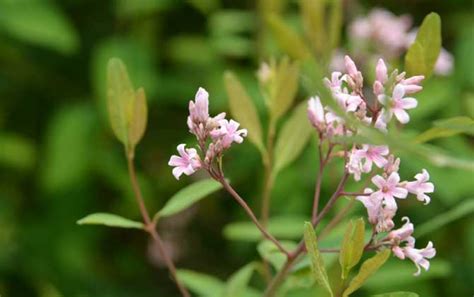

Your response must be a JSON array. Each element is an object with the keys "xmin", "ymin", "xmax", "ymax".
[
  {"xmin": 401, "ymin": 98, "xmax": 418, "ymax": 109},
  {"xmin": 392, "ymin": 187, "xmax": 408, "ymax": 199},
  {"xmin": 372, "ymin": 175, "xmax": 386, "ymax": 189},
  {"xmin": 393, "ymin": 108, "xmax": 410, "ymax": 124},
  {"xmin": 393, "ymin": 84, "xmax": 405, "ymax": 100}
]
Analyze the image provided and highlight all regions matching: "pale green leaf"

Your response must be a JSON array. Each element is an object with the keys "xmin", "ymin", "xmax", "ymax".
[
  {"xmin": 416, "ymin": 199, "xmax": 474, "ymax": 237},
  {"xmin": 224, "ymin": 71, "xmax": 265, "ymax": 154},
  {"xmin": 273, "ymin": 101, "xmax": 314, "ymax": 176},
  {"xmin": 176, "ymin": 269, "xmax": 224, "ymax": 297},
  {"xmin": 77, "ymin": 213, "xmax": 144, "ymax": 229},
  {"xmin": 405, "ymin": 12, "xmax": 441, "ymax": 77},
  {"xmin": 224, "ymin": 263, "xmax": 257, "ymax": 297},
  {"xmin": 271, "ymin": 58, "xmax": 300, "ymax": 120},
  {"xmin": 266, "ymin": 13, "xmax": 311, "ymax": 60},
  {"xmin": 128, "ymin": 87, "xmax": 148, "ymax": 148},
  {"xmin": 303, "ymin": 222, "xmax": 333, "ymax": 297},
  {"xmin": 156, "ymin": 179, "xmax": 222, "ymax": 219},
  {"xmin": 342, "ymin": 249, "xmax": 391, "ymax": 297},
  {"xmin": 223, "ymin": 216, "xmax": 306, "ymax": 241},
  {"xmin": 258, "ymin": 240, "xmax": 297, "ymax": 270},
  {"xmin": 328, "ymin": 0, "xmax": 343, "ymax": 53},
  {"xmin": 371, "ymin": 292, "xmax": 419, "ymax": 297},
  {"xmin": 0, "ymin": 0, "xmax": 79, "ymax": 54},
  {"xmin": 0, "ymin": 133, "xmax": 36, "ymax": 171},
  {"xmin": 339, "ymin": 218, "xmax": 365, "ymax": 279},
  {"xmin": 416, "ymin": 116, "xmax": 474, "ymax": 143},
  {"xmin": 300, "ymin": 0, "xmax": 325, "ymax": 55}
]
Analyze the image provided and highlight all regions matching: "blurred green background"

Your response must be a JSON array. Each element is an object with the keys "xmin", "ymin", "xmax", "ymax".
[{"xmin": 0, "ymin": 0, "xmax": 472, "ymax": 296}]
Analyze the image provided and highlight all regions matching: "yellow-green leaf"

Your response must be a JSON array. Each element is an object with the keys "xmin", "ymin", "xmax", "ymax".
[
  {"xmin": 343, "ymin": 250, "xmax": 391, "ymax": 297},
  {"xmin": 128, "ymin": 87, "xmax": 148, "ymax": 148},
  {"xmin": 77, "ymin": 213, "xmax": 144, "ymax": 229},
  {"xmin": 224, "ymin": 71, "xmax": 265, "ymax": 154},
  {"xmin": 301, "ymin": 0, "xmax": 325, "ymax": 56},
  {"xmin": 271, "ymin": 58, "xmax": 300, "ymax": 120},
  {"xmin": 328, "ymin": 0, "xmax": 343, "ymax": 54},
  {"xmin": 371, "ymin": 292, "xmax": 419, "ymax": 297},
  {"xmin": 266, "ymin": 13, "xmax": 311, "ymax": 60},
  {"xmin": 224, "ymin": 263, "xmax": 257, "ymax": 297},
  {"xmin": 273, "ymin": 101, "xmax": 314, "ymax": 176},
  {"xmin": 304, "ymin": 222, "xmax": 333, "ymax": 297},
  {"xmin": 405, "ymin": 12, "xmax": 441, "ymax": 77},
  {"xmin": 415, "ymin": 116, "xmax": 474, "ymax": 143},
  {"xmin": 340, "ymin": 218, "xmax": 366, "ymax": 279}
]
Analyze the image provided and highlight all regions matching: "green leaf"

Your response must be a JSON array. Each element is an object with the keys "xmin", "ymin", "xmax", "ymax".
[
  {"xmin": 339, "ymin": 218, "xmax": 365, "ymax": 279},
  {"xmin": 176, "ymin": 269, "xmax": 224, "ymax": 297},
  {"xmin": 266, "ymin": 13, "xmax": 311, "ymax": 60},
  {"xmin": 328, "ymin": 0, "xmax": 343, "ymax": 54},
  {"xmin": 107, "ymin": 57, "xmax": 148, "ymax": 151},
  {"xmin": 258, "ymin": 240, "xmax": 297, "ymax": 270},
  {"xmin": 415, "ymin": 199, "xmax": 474, "ymax": 237},
  {"xmin": 223, "ymin": 216, "xmax": 306, "ymax": 241},
  {"xmin": 156, "ymin": 179, "xmax": 222, "ymax": 219},
  {"xmin": 224, "ymin": 263, "xmax": 256, "ymax": 297},
  {"xmin": 303, "ymin": 222, "xmax": 333, "ymax": 297},
  {"xmin": 77, "ymin": 213, "xmax": 144, "ymax": 230},
  {"xmin": 224, "ymin": 71, "xmax": 265, "ymax": 154},
  {"xmin": 416, "ymin": 116, "xmax": 474, "ymax": 143},
  {"xmin": 115, "ymin": 0, "xmax": 175, "ymax": 18},
  {"xmin": 273, "ymin": 101, "xmax": 314, "ymax": 176},
  {"xmin": 342, "ymin": 249, "xmax": 391, "ymax": 297},
  {"xmin": 371, "ymin": 292, "xmax": 419, "ymax": 297},
  {"xmin": 271, "ymin": 58, "xmax": 300, "ymax": 120},
  {"xmin": 0, "ymin": 0, "xmax": 79, "ymax": 54},
  {"xmin": 405, "ymin": 12, "xmax": 441, "ymax": 77},
  {"xmin": 300, "ymin": 0, "xmax": 325, "ymax": 56}
]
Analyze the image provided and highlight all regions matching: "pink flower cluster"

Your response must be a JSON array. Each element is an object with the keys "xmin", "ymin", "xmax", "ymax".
[
  {"xmin": 308, "ymin": 56, "xmax": 436, "ymax": 275},
  {"xmin": 168, "ymin": 88, "xmax": 247, "ymax": 180},
  {"xmin": 346, "ymin": 8, "xmax": 453, "ymax": 76}
]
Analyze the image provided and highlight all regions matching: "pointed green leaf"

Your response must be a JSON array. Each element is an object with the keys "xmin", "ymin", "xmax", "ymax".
[
  {"xmin": 156, "ymin": 179, "xmax": 222, "ymax": 219},
  {"xmin": 258, "ymin": 240, "xmax": 298, "ymax": 270},
  {"xmin": 266, "ymin": 14, "xmax": 311, "ymax": 60},
  {"xmin": 273, "ymin": 101, "xmax": 314, "ymax": 176},
  {"xmin": 271, "ymin": 58, "xmax": 300, "ymax": 120},
  {"xmin": 77, "ymin": 213, "xmax": 144, "ymax": 229},
  {"xmin": 224, "ymin": 263, "xmax": 257, "ymax": 297},
  {"xmin": 301, "ymin": 0, "xmax": 325, "ymax": 55},
  {"xmin": 304, "ymin": 222, "xmax": 333, "ymax": 297},
  {"xmin": 340, "ymin": 218, "xmax": 366, "ymax": 279},
  {"xmin": 224, "ymin": 71, "xmax": 265, "ymax": 154},
  {"xmin": 405, "ymin": 12, "xmax": 441, "ymax": 77},
  {"xmin": 342, "ymin": 249, "xmax": 391, "ymax": 297},
  {"xmin": 371, "ymin": 292, "xmax": 419, "ymax": 297},
  {"xmin": 328, "ymin": 0, "xmax": 343, "ymax": 54},
  {"xmin": 176, "ymin": 269, "xmax": 224, "ymax": 297}
]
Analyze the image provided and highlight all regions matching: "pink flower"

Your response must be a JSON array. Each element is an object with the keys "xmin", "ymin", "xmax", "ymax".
[
  {"xmin": 434, "ymin": 48, "xmax": 454, "ymax": 76},
  {"xmin": 388, "ymin": 217, "xmax": 414, "ymax": 242},
  {"xmin": 355, "ymin": 144, "xmax": 389, "ymax": 173},
  {"xmin": 399, "ymin": 74, "xmax": 424, "ymax": 94},
  {"xmin": 334, "ymin": 92, "xmax": 364, "ymax": 112},
  {"xmin": 168, "ymin": 144, "xmax": 201, "ymax": 180},
  {"xmin": 384, "ymin": 155, "xmax": 400, "ymax": 175},
  {"xmin": 357, "ymin": 188, "xmax": 396, "ymax": 232},
  {"xmin": 346, "ymin": 149, "xmax": 364, "ymax": 181},
  {"xmin": 376, "ymin": 58, "xmax": 388, "ymax": 83},
  {"xmin": 324, "ymin": 71, "xmax": 345, "ymax": 91},
  {"xmin": 404, "ymin": 241, "xmax": 436, "ymax": 276},
  {"xmin": 188, "ymin": 87, "xmax": 209, "ymax": 125},
  {"xmin": 210, "ymin": 119, "xmax": 247, "ymax": 148},
  {"xmin": 371, "ymin": 172, "xmax": 408, "ymax": 209},
  {"xmin": 344, "ymin": 55, "xmax": 359, "ymax": 77},
  {"xmin": 406, "ymin": 169, "xmax": 434, "ymax": 204},
  {"xmin": 379, "ymin": 84, "xmax": 418, "ymax": 124},
  {"xmin": 308, "ymin": 96, "xmax": 325, "ymax": 131}
]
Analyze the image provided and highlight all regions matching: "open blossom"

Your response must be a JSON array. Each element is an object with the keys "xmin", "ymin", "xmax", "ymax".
[
  {"xmin": 403, "ymin": 241, "xmax": 436, "ymax": 276},
  {"xmin": 210, "ymin": 119, "xmax": 247, "ymax": 148},
  {"xmin": 168, "ymin": 144, "xmax": 201, "ymax": 180},
  {"xmin": 379, "ymin": 84, "xmax": 418, "ymax": 124},
  {"xmin": 406, "ymin": 169, "xmax": 434, "ymax": 204},
  {"xmin": 357, "ymin": 188, "xmax": 396, "ymax": 232},
  {"xmin": 355, "ymin": 144, "xmax": 389, "ymax": 173},
  {"xmin": 388, "ymin": 217, "xmax": 414, "ymax": 242},
  {"xmin": 371, "ymin": 172, "xmax": 408, "ymax": 209}
]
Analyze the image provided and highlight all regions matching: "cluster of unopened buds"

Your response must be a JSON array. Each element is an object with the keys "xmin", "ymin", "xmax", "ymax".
[
  {"xmin": 308, "ymin": 55, "xmax": 436, "ymax": 275},
  {"xmin": 168, "ymin": 87, "xmax": 247, "ymax": 180},
  {"xmin": 169, "ymin": 55, "xmax": 436, "ymax": 276}
]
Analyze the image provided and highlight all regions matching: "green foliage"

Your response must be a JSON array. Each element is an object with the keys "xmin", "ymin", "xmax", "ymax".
[
  {"xmin": 273, "ymin": 101, "xmax": 314, "ymax": 176},
  {"xmin": 155, "ymin": 179, "xmax": 222, "ymax": 219},
  {"xmin": 343, "ymin": 250, "xmax": 391, "ymax": 297},
  {"xmin": 371, "ymin": 292, "xmax": 419, "ymax": 297},
  {"xmin": 405, "ymin": 13, "xmax": 441, "ymax": 77},
  {"xmin": 270, "ymin": 58, "xmax": 300, "ymax": 121},
  {"xmin": 107, "ymin": 57, "xmax": 148, "ymax": 153},
  {"xmin": 416, "ymin": 116, "xmax": 474, "ymax": 143},
  {"xmin": 224, "ymin": 216, "xmax": 306, "ymax": 241},
  {"xmin": 303, "ymin": 222, "xmax": 333, "ymax": 297},
  {"xmin": 77, "ymin": 213, "xmax": 144, "ymax": 230},
  {"xmin": 339, "ymin": 218, "xmax": 365, "ymax": 279},
  {"xmin": 258, "ymin": 240, "xmax": 297, "ymax": 270},
  {"xmin": 224, "ymin": 262, "xmax": 259, "ymax": 297},
  {"xmin": 0, "ymin": 133, "xmax": 36, "ymax": 171},
  {"xmin": 224, "ymin": 71, "xmax": 265, "ymax": 154},
  {"xmin": 176, "ymin": 270, "xmax": 224, "ymax": 297}
]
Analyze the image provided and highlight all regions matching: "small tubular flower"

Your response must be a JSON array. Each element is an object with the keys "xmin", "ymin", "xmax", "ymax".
[
  {"xmin": 188, "ymin": 87, "xmax": 209, "ymax": 124},
  {"xmin": 210, "ymin": 119, "xmax": 247, "ymax": 148},
  {"xmin": 371, "ymin": 172, "xmax": 408, "ymax": 209},
  {"xmin": 357, "ymin": 188, "xmax": 396, "ymax": 232},
  {"xmin": 380, "ymin": 84, "xmax": 418, "ymax": 124},
  {"xmin": 307, "ymin": 96, "xmax": 325, "ymax": 131},
  {"xmin": 388, "ymin": 217, "xmax": 414, "ymax": 242},
  {"xmin": 168, "ymin": 144, "xmax": 201, "ymax": 180},
  {"xmin": 406, "ymin": 169, "xmax": 434, "ymax": 204},
  {"xmin": 355, "ymin": 144, "xmax": 389, "ymax": 173}
]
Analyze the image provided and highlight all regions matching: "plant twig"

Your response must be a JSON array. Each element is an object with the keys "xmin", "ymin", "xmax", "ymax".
[{"xmin": 126, "ymin": 152, "xmax": 190, "ymax": 297}]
